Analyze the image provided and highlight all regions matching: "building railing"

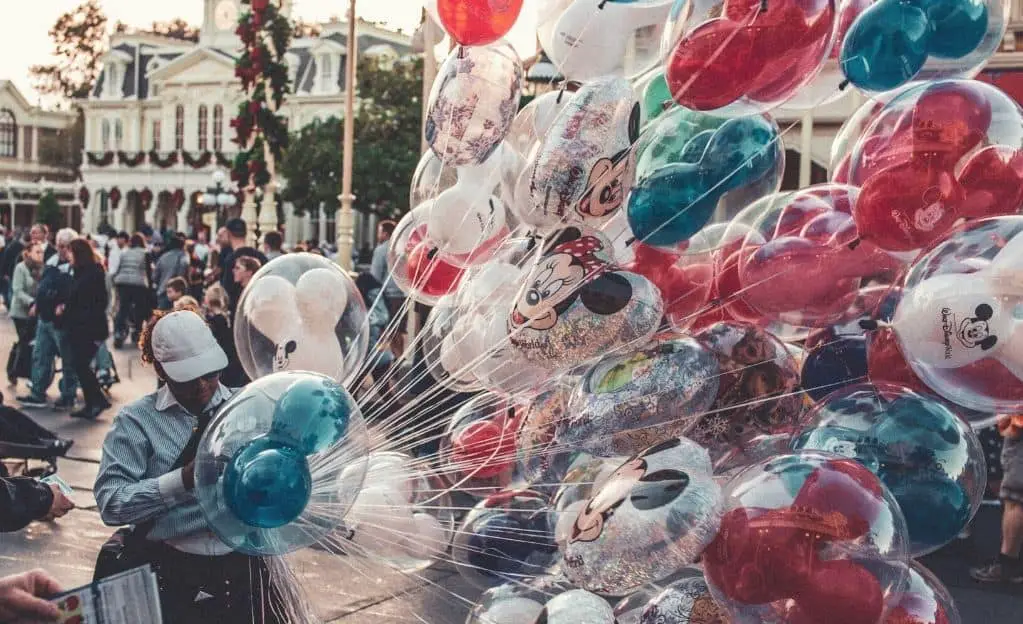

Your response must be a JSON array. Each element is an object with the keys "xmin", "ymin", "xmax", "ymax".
[{"xmin": 82, "ymin": 149, "xmax": 236, "ymax": 170}]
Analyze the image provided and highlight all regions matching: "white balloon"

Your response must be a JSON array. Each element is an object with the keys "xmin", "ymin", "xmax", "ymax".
[
  {"xmin": 427, "ymin": 185, "xmax": 507, "ymax": 255},
  {"xmin": 295, "ymin": 268, "xmax": 348, "ymax": 327},
  {"xmin": 244, "ymin": 275, "xmax": 300, "ymax": 340},
  {"xmin": 401, "ymin": 513, "xmax": 449, "ymax": 560}
]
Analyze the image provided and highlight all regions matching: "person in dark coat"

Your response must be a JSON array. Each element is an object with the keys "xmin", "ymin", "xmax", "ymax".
[
  {"xmin": 0, "ymin": 476, "xmax": 74, "ymax": 532},
  {"xmin": 62, "ymin": 239, "xmax": 111, "ymax": 420}
]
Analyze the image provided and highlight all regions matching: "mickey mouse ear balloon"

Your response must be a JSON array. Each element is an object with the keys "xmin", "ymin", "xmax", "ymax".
[
  {"xmin": 537, "ymin": 0, "xmax": 676, "ymax": 82},
  {"xmin": 841, "ymin": 0, "xmax": 1007, "ymax": 93},
  {"xmin": 436, "ymin": 0, "xmax": 524, "ymax": 46},
  {"xmin": 235, "ymin": 253, "xmax": 369, "ymax": 384},
  {"xmin": 892, "ymin": 216, "xmax": 1023, "ymax": 412},
  {"xmin": 663, "ymin": 0, "xmax": 836, "ymax": 115}
]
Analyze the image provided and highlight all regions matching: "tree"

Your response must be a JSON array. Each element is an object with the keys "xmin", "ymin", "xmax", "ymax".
[
  {"xmin": 147, "ymin": 19, "xmax": 200, "ymax": 42},
  {"xmin": 292, "ymin": 19, "xmax": 322, "ymax": 38},
  {"xmin": 37, "ymin": 192, "xmax": 63, "ymax": 231},
  {"xmin": 30, "ymin": 0, "xmax": 108, "ymax": 101},
  {"xmin": 281, "ymin": 57, "xmax": 423, "ymax": 220}
]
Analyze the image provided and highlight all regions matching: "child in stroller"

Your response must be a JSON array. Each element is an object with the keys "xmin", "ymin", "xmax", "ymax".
[{"xmin": 0, "ymin": 394, "xmax": 73, "ymax": 479}]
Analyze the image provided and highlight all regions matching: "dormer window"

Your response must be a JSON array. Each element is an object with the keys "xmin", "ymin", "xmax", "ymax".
[
  {"xmin": 285, "ymin": 53, "xmax": 300, "ymax": 92},
  {"xmin": 104, "ymin": 63, "xmax": 123, "ymax": 99},
  {"xmin": 318, "ymin": 54, "xmax": 337, "ymax": 93}
]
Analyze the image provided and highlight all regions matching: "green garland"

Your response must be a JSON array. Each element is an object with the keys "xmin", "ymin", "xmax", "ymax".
[{"xmin": 231, "ymin": 0, "xmax": 291, "ymax": 189}]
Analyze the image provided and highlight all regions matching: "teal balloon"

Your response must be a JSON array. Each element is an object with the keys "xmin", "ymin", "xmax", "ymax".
[
  {"xmin": 223, "ymin": 436, "xmax": 312, "ymax": 529},
  {"xmin": 701, "ymin": 117, "xmax": 779, "ymax": 191},
  {"xmin": 680, "ymin": 131, "xmax": 714, "ymax": 163},
  {"xmin": 912, "ymin": 0, "xmax": 988, "ymax": 59},
  {"xmin": 642, "ymin": 72, "xmax": 673, "ymax": 123},
  {"xmin": 841, "ymin": 0, "xmax": 930, "ymax": 92},
  {"xmin": 270, "ymin": 376, "xmax": 354, "ymax": 455},
  {"xmin": 627, "ymin": 164, "xmax": 721, "ymax": 246}
]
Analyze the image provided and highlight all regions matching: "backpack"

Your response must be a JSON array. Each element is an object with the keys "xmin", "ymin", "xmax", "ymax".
[{"xmin": 35, "ymin": 264, "xmax": 73, "ymax": 323}]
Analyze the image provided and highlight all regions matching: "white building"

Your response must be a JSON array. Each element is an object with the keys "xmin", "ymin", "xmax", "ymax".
[
  {"xmin": 79, "ymin": 0, "xmax": 409, "ymax": 243},
  {"xmin": 0, "ymin": 81, "xmax": 79, "ymax": 230}
]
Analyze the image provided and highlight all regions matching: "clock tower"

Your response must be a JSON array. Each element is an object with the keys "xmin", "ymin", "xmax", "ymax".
[{"xmin": 200, "ymin": 0, "xmax": 293, "ymax": 50}]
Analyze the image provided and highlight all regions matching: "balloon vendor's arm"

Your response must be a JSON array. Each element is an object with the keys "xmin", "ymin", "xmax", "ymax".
[{"xmin": 93, "ymin": 413, "xmax": 191, "ymax": 527}]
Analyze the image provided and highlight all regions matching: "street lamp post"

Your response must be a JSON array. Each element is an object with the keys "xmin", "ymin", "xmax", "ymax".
[
  {"xmin": 336, "ymin": 0, "xmax": 358, "ymax": 272},
  {"xmin": 200, "ymin": 170, "xmax": 238, "ymax": 231}
]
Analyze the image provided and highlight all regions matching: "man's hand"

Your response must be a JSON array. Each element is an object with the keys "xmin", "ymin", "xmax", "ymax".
[
  {"xmin": 28, "ymin": 304, "xmax": 36, "ymax": 318},
  {"xmin": 0, "ymin": 569, "xmax": 63, "ymax": 622},
  {"xmin": 42, "ymin": 484, "xmax": 74, "ymax": 521},
  {"xmin": 54, "ymin": 304, "xmax": 64, "ymax": 317}
]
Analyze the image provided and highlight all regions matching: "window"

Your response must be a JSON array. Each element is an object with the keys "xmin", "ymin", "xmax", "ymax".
[
  {"xmin": 320, "ymin": 55, "xmax": 333, "ymax": 91},
  {"xmin": 198, "ymin": 105, "xmax": 208, "ymax": 151},
  {"xmin": 105, "ymin": 64, "xmax": 121, "ymax": 98},
  {"xmin": 22, "ymin": 127, "xmax": 32, "ymax": 161},
  {"xmin": 101, "ymin": 119, "xmax": 111, "ymax": 151},
  {"xmin": 0, "ymin": 110, "xmax": 16, "ymax": 158},
  {"xmin": 114, "ymin": 119, "xmax": 123, "ymax": 150},
  {"xmin": 152, "ymin": 119, "xmax": 161, "ymax": 151},
  {"xmin": 175, "ymin": 105, "xmax": 184, "ymax": 150},
  {"xmin": 213, "ymin": 105, "xmax": 223, "ymax": 151}
]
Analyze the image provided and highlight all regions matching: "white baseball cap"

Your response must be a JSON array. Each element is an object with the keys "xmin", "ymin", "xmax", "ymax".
[{"xmin": 152, "ymin": 311, "xmax": 229, "ymax": 383}]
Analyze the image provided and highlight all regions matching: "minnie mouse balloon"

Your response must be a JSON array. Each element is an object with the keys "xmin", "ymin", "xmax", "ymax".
[
  {"xmin": 437, "ymin": 0, "xmax": 523, "ymax": 46},
  {"xmin": 538, "ymin": 0, "xmax": 676, "ymax": 82},
  {"xmin": 892, "ymin": 216, "xmax": 1023, "ymax": 412},
  {"xmin": 507, "ymin": 226, "xmax": 663, "ymax": 377},
  {"xmin": 561, "ymin": 437, "xmax": 722, "ymax": 595},
  {"xmin": 640, "ymin": 573, "xmax": 729, "ymax": 624},
  {"xmin": 235, "ymin": 254, "xmax": 369, "ymax": 384},
  {"xmin": 703, "ymin": 452, "xmax": 910, "ymax": 624},
  {"xmin": 849, "ymin": 80, "xmax": 1023, "ymax": 251},
  {"xmin": 560, "ymin": 335, "xmax": 721, "ymax": 457},
  {"xmin": 426, "ymin": 41, "xmax": 523, "ymax": 167},
  {"xmin": 526, "ymin": 77, "xmax": 640, "ymax": 231},
  {"xmin": 841, "ymin": 0, "xmax": 1006, "ymax": 93},
  {"xmin": 663, "ymin": 0, "xmax": 836, "ymax": 115}
]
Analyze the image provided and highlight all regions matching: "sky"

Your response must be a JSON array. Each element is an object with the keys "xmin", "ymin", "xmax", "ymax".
[{"xmin": 0, "ymin": 0, "xmax": 538, "ymax": 106}]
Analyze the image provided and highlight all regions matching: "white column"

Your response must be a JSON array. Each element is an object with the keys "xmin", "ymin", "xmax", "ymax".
[
  {"xmin": 302, "ymin": 213, "xmax": 313, "ymax": 242},
  {"xmin": 317, "ymin": 203, "xmax": 327, "ymax": 244},
  {"xmin": 115, "ymin": 203, "xmax": 126, "ymax": 231},
  {"xmin": 284, "ymin": 203, "xmax": 298, "ymax": 246},
  {"xmin": 31, "ymin": 127, "xmax": 38, "ymax": 162},
  {"xmin": 799, "ymin": 113, "xmax": 814, "ymax": 189},
  {"xmin": 18, "ymin": 127, "xmax": 25, "ymax": 161},
  {"xmin": 177, "ymin": 196, "xmax": 190, "ymax": 233}
]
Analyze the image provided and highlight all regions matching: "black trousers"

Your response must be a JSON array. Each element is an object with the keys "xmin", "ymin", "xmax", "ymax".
[
  {"xmin": 148, "ymin": 543, "xmax": 286, "ymax": 624},
  {"xmin": 10, "ymin": 317, "xmax": 36, "ymax": 381},
  {"xmin": 114, "ymin": 284, "xmax": 151, "ymax": 340},
  {"xmin": 68, "ymin": 336, "xmax": 104, "ymax": 409}
]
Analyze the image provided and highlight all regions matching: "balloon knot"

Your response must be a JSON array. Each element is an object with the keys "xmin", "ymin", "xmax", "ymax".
[
  {"xmin": 625, "ymin": 237, "xmax": 637, "ymax": 247},
  {"xmin": 598, "ymin": 0, "xmax": 608, "ymax": 8},
  {"xmin": 760, "ymin": 0, "xmax": 768, "ymax": 11},
  {"xmin": 839, "ymin": 79, "xmax": 850, "ymax": 91},
  {"xmin": 847, "ymin": 237, "xmax": 861, "ymax": 251},
  {"xmin": 556, "ymin": 89, "xmax": 566, "ymax": 105},
  {"xmin": 427, "ymin": 247, "xmax": 439, "ymax": 260}
]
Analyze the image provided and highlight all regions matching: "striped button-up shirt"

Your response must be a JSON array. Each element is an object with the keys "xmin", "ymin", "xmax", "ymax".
[{"xmin": 94, "ymin": 384, "xmax": 234, "ymax": 555}]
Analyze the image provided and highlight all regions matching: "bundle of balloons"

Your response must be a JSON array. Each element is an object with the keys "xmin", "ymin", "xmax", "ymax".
[{"xmin": 186, "ymin": 0, "xmax": 1023, "ymax": 621}]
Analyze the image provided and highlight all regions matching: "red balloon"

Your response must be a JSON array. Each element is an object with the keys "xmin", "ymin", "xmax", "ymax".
[
  {"xmin": 667, "ymin": 263, "xmax": 716, "ymax": 328},
  {"xmin": 406, "ymin": 241, "xmax": 464, "ymax": 298},
  {"xmin": 667, "ymin": 19, "xmax": 763, "ymax": 110},
  {"xmin": 909, "ymin": 82, "xmax": 992, "ymax": 168},
  {"xmin": 451, "ymin": 419, "xmax": 516, "ymax": 478},
  {"xmin": 716, "ymin": 248, "xmax": 765, "ymax": 323},
  {"xmin": 787, "ymin": 559, "xmax": 884, "ymax": 624},
  {"xmin": 792, "ymin": 458, "xmax": 883, "ymax": 538},
  {"xmin": 436, "ymin": 0, "xmax": 523, "ymax": 47},
  {"xmin": 957, "ymin": 145, "xmax": 1023, "ymax": 218},
  {"xmin": 854, "ymin": 160, "xmax": 963, "ymax": 252},
  {"xmin": 866, "ymin": 328, "xmax": 930, "ymax": 392}
]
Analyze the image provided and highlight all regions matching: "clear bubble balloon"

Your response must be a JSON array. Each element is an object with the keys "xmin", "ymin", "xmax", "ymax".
[
  {"xmin": 829, "ymin": 86, "xmax": 907, "ymax": 184},
  {"xmin": 884, "ymin": 561, "xmax": 962, "ymax": 624},
  {"xmin": 537, "ymin": 0, "xmax": 676, "ymax": 83},
  {"xmin": 561, "ymin": 334, "xmax": 720, "ymax": 457},
  {"xmin": 451, "ymin": 489, "xmax": 559, "ymax": 589},
  {"xmin": 387, "ymin": 204, "xmax": 465, "ymax": 306},
  {"xmin": 849, "ymin": 80, "xmax": 1023, "ymax": 252},
  {"xmin": 561, "ymin": 437, "xmax": 723, "ymax": 595},
  {"xmin": 640, "ymin": 572, "xmax": 730, "ymax": 624},
  {"xmin": 892, "ymin": 216, "xmax": 1023, "ymax": 412},
  {"xmin": 613, "ymin": 585, "xmax": 663, "ymax": 624},
  {"xmin": 195, "ymin": 372, "xmax": 369, "ymax": 555},
  {"xmin": 517, "ymin": 382, "xmax": 581, "ymax": 487},
  {"xmin": 426, "ymin": 41, "xmax": 523, "ymax": 167},
  {"xmin": 536, "ymin": 589, "xmax": 617, "ymax": 623},
  {"xmin": 703, "ymin": 451, "xmax": 910, "ymax": 624},
  {"xmin": 234, "ymin": 253, "xmax": 368, "ymax": 384},
  {"xmin": 689, "ymin": 322, "xmax": 806, "ymax": 472},
  {"xmin": 792, "ymin": 382, "xmax": 986, "ymax": 557},
  {"xmin": 337, "ymin": 451, "xmax": 455, "ymax": 571},
  {"xmin": 840, "ymin": 0, "xmax": 1007, "ymax": 93},
  {"xmin": 662, "ymin": 0, "xmax": 836, "ymax": 116},
  {"xmin": 426, "ymin": 183, "xmax": 510, "ymax": 266},
  {"xmin": 551, "ymin": 454, "xmax": 624, "ymax": 545},
  {"xmin": 441, "ymin": 393, "xmax": 522, "ymax": 498},
  {"xmin": 423, "ymin": 296, "xmax": 485, "ymax": 393},
  {"xmin": 467, "ymin": 576, "xmax": 575, "ymax": 624}
]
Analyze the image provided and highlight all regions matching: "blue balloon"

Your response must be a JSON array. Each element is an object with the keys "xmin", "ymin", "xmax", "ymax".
[
  {"xmin": 701, "ymin": 117, "xmax": 778, "ymax": 192},
  {"xmin": 270, "ymin": 376, "xmax": 354, "ymax": 455},
  {"xmin": 223, "ymin": 436, "xmax": 312, "ymax": 529},
  {"xmin": 679, "ymin": 130, "xmax": 714, "ymax": 163},
  {"xmin": 627, "ymin": 163, "xmax": 721, "ymax": 246},
  {"xmin": 793, "ymin": 385, "xmax": 986, "ymax": 556},
  {"xmin": 464, "ymin": 512, "xmax": 557, "ymax": 580},
  {"xmin": 801, "ymin": 335, "xmax": 868, "ymax": 401},
  {"xmin": 841, "ymin": 0, "xmax": 930, "ymax": 92},
  {"xmin": 913, "ymin": 0, "xmax": 988, "ymax": 59}
]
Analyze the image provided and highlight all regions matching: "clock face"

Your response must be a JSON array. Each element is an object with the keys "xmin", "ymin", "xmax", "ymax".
[{"xmin": 215, "ymin": 1, "xmax": 239, "ymax": 31}]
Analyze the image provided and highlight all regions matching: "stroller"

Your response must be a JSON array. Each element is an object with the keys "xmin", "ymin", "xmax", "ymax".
[{"xmin": 0, "ymin": 395, "xmax": 73, "ymax": 479}]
